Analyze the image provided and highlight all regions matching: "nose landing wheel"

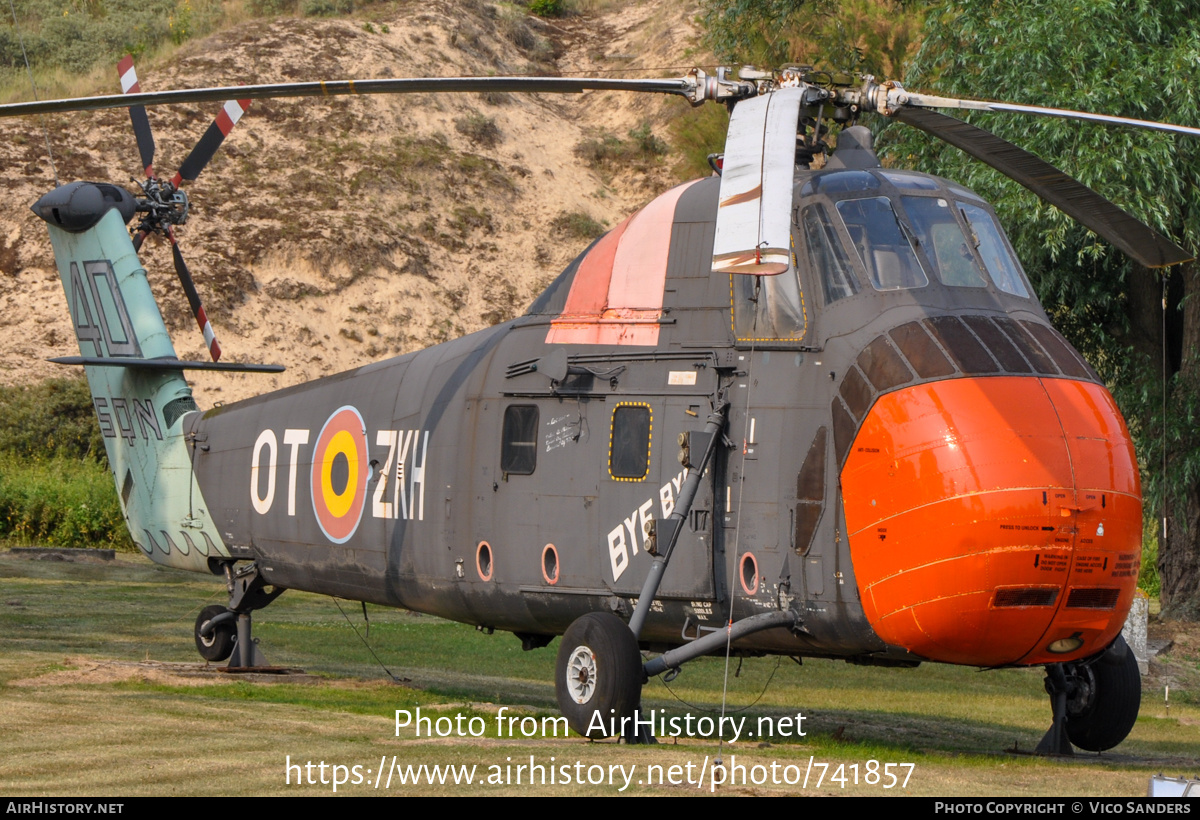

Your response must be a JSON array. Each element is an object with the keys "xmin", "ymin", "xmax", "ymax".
[{"xmin": 1037, "ymin": 636, "xmax": 1140, "ymax": 754}]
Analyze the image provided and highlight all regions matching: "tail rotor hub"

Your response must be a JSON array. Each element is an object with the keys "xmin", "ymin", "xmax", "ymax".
[{"xmin": 134, "ymin": 177, "xmax": 189, "ymax": 234}]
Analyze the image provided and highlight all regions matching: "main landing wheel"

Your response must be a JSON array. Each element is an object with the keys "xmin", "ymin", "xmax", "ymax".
[
  {"xmin": 1064, "ymin": 638, "xmax": 1141, "ymax": 752},
  {"xmin": 194, "ymin": 604, "xmax": 236, "ymax": 662},
  {"xmin": 555, "ymin": 612, "xmax": 642, "ymax": 739}
]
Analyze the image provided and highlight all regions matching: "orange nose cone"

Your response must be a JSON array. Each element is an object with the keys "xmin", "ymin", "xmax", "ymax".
[{"xmin": 842, "ymin": 377, "xmax": 1141, "ymax": 667}]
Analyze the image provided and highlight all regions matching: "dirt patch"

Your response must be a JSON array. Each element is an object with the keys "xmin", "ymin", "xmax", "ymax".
[
  {"xmin": 9, "ymin": 657, "xmax": 323, "ymax": 687},
  {"xmin": 8, "ymin": 547, "xmax": 115, "ymax": 562}
]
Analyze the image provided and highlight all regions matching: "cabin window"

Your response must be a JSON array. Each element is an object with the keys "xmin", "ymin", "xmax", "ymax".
[
  {"xmin": 902, "ymin": 196, "xmax": 987, "ymax": 288},
  {"xmin": 801, "ymin": 204, "xmax": 859, "ymax": 304},
  {"xmin": 836, "ymin": 197, "xmax": 929, "ymax": 291},
  {"xmin": 609, "ymin": 403, "xmax": 651, "ymax": 481},
  {"xmin": 958, "ymin": 203, "xmax": 1030, "ymax": 297},
  {"xmin": 501, "ymin": 405, "xmax": 538, "ymax": 475}
]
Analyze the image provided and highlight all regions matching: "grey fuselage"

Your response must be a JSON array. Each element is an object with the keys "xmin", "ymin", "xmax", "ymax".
[{"xmin": 186, "ymin": 170, "xmax": 1098, "ymax": 663}]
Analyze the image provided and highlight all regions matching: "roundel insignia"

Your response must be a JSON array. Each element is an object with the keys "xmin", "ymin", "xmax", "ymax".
[{"xmin": 310, "ymin": 406, "xmax": 369, "ymax": 544}]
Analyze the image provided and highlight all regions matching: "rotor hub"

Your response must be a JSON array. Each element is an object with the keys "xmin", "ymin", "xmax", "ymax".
[{"xmin": 134, "ymin": 177, "xmax": 189, "ymax": 234}]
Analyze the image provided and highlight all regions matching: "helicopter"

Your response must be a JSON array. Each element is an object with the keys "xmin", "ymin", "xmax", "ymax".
[{"xmin": 9, "ymin": 60, "xmax": 1200, "ymax": 755}]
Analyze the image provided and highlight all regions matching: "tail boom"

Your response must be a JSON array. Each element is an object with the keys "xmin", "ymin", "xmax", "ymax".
[{"xmin": 34, "ymin": 181, "xmax": 230, "ymax": 573}]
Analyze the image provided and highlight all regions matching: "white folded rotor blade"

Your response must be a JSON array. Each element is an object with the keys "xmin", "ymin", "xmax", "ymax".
[{"xmin": 712, "ymin": 87, "xmax": 804, "ymax": 276}]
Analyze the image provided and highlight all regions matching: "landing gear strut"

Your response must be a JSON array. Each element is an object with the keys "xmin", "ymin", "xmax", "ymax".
[
  {"xmin": 1036, "ymin": 636, "xmax": 1140, "ymax": 754},
  {"xmin": 194, "ymin": 562, "xmax": 285, "ymax": 669}
]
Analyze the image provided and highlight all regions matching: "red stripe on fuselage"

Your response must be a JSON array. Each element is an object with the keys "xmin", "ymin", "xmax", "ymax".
[{"xmin": 546, "ymin": 180, "xmax": 697, "ymax": 345}]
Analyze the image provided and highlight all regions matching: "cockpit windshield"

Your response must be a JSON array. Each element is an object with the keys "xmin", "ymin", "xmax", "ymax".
[
  {"xmin": 902, "ymin": 196, "xmax": 986, "ymax": 288},
  {"xmin": 836, "ymin": 197, "xmax": 929, "ymax": 291},
  {"xmin": 958, "ymin": 202, "xmax": 1029, "ymax": 297},
  {"xmin": 729, "ymin": 170, "xmax": 1032, "ymax": 345},
  {"xmin": 799, "ymin": 169, "xmax": 1032, "ymax": 301}
]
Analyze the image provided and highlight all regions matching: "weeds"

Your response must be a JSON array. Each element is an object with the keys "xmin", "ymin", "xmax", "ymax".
[
  {"xmin": 574, "ymin": 122, "xmax": 668, "ymax": 170},
  {"xmin": 550, "ymin": 210, "xmax": 604, "ymax": 240},
  {"xmin": 454, "ymin": 112, "xmax": 502, "ymax": 148},
  {"xmin": 449, "ymin": 205, "xmax": 492, "ymax": 236},
  {"xmin": 627, "ymin": 121, "xmax": 668, "ymax": 157},
  {"xmin": 248, "ymin": 0, "xmax": 296, "ymax": 14},
  {"xmin": 479, "ymin": 90, "xmax": 511, "ymax": 106}
]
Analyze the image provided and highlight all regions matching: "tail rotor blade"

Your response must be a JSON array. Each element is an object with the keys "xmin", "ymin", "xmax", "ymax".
[
  {"xmin": 169, "ymin": 231, "xmax": 222, "ymax": 361},
  {"xmin": 173, "ymin": 98, "xmax": 251, "ymax": 185},
  {"xmin": 117, "ymin": 54, "xmax": 156, "ymax": 177}
]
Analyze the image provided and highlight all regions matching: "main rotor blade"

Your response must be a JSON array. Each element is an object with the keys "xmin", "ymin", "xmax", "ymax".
[
  {"xmin": 169, "ymin": 231, "xmax": 222, "ymax": 361},
  {"xmin": 117, "ymin": 55, "xmax": 156, "ymax": 176},
  {"xmin": 0, "ymin": 76, "xmax": 693, "ymax": 119},
  {"xmin": 895, "ymin": 106, "xmax": 1193, "ymax": 268},
  {"xmin": 900, "ymin": 92, "xmax": 1200, "ymax": 139},
  {"xmin": 174, "ymin": 98, "xmax": 251, "ymax": 185}
]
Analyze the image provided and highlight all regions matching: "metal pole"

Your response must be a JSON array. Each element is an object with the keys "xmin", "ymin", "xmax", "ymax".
[{"xmin": 628, "ymin": 402, "xmax": 728, "ymax": 639}]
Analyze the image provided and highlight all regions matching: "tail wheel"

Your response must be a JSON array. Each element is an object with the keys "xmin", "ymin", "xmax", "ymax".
[
  {"xmin": 555, "ymin": 613, "xmax": 642, "ymax": 738},
  {"xmin": 1064, "ymin": 639, "xmax": 1141, "ymax": 752},
  {"xmin": 194, "ymin": 604, "xmax": 235, "ymax": 662}
]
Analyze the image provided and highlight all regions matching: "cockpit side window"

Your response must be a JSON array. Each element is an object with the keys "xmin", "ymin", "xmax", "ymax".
[
  {"xmin": 959, "ymin": 203, "xmax": 1030, "ymax": 297},
  {"xmin": 902, "ymin": 196, "xmax": 987, "ymax": 288},
  {"xmin": 801, "ymin": 204, "xmax": 859, "ymax": 304},
  {"xmin": 836, "ymin": 197, "xmax": 929, "ymax": 291},
  {"xmin": 731, "ymin": 258, "xmax": 809, "ymax": 342}
]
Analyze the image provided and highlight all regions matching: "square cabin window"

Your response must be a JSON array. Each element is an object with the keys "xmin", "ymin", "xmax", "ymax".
[
  {"xmin": 501, "ymin": 405, "xmax": 538, "ymax": 475},
  {"xmin": 609, "ymin": 404, "xmax": 651, "ymax": 480}
]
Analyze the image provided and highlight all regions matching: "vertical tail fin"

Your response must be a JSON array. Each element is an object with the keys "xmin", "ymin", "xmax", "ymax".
[{"xmin": 32, "ymin": 182, "xmax": 229, "ymax": 572}]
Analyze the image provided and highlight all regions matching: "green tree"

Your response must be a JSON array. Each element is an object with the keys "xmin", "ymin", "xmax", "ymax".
[
  {"xmin": 0, "ymin": 376, "xmax": 105, "ymax": 464},
  {"xmin": 702, "ymin": 0, "xmax": 923, "ymax": 79},
  {"xmin": 881, "ymin": 0, "xmax": 1200, "ymax": 618}
]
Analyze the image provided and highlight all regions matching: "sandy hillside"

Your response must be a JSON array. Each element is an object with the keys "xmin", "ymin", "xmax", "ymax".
[{"xmin": 0, "ymin": 0, "xmax": 711, "ymax": 406}]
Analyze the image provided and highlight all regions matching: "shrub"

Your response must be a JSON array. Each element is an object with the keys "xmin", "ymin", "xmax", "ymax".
[
  {"xmin": 628, "ymin": 121, "xmax": 668, "ymax": 157},
  {"xmin": 550, "ymin": 210, "xmax": 604, "ymax": 240},
  {"xmin": 666, "ymin": 99, "xmax": 730, "ymax": 181},
  {"xmin": 301, "ymin": 0, "xmax": 352, "ymax": 16},
  {"xmin": 248, "ymin": 0, "xmax": 297, "ymax": 14},
  {"xmin": 454, "ymin": 112, "xmax": 502, "ymax": 148},
  {"xmin": 574, "ymin": 122, "xmax": 669, "ymax": 169},
  {"xmin": 0, "ymin": 456, "xmax": 131, "ymax": 549},
  {"xmin": 0, "ymin": 377, "xmax": 126, "ymax": 550},
  {"xmin": 0, "ymin": 377, "xmax": 105, "ymax": 464},
  {"xmin": 528, "ymin": 0, "xmax": 563, "ymax": 17}
]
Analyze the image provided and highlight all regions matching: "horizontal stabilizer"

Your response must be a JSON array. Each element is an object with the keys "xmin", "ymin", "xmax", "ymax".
[{"xmin": 51, "ymin": 356, "xmax": 284, "ymax": 373}]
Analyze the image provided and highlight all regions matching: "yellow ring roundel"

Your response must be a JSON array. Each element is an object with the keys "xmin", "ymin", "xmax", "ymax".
[{"xmin": 310, "ymin": 406, "xmax": 369, "ymax": 543}]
